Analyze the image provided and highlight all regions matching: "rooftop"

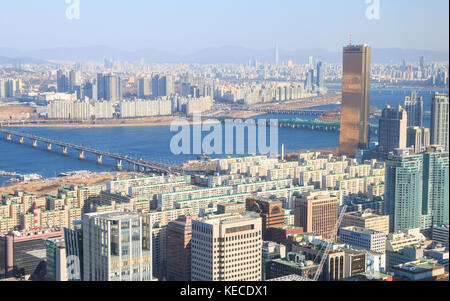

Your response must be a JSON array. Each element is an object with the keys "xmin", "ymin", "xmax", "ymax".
[
  {"xmin": 341, "ymin": 226, "xmax": 384, "ymax": 236},
  {"xmin": 86, "ymin": 210, "xmax": 141, "ymax": 221},
  {"xmin": 393, "ymin": 259, "xmax": 443, "ymax": 273}
]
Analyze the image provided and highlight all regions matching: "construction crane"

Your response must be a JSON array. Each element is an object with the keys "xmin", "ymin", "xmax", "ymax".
[
  {"xmin": 300, "ymin": 205, "xmax": 348, "ymax": 281},
  {"xmin": 312, "ymin": 205, "xmax": 348, "ymax": 281}
]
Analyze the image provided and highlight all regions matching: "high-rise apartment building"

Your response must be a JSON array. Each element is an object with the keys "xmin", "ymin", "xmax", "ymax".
[
  {"xmin": 57, "ymin": 70, "xmax": 69, "ymax": 93},
  {"xmin": 69, "ymin": 70, "xmax": 82, "ymax": 94},
  {"xmin": 191, "ymin": 213, "xmax": 262, "ymax": 281},
  {"xmin": 430, "ymin": 93, "xmax": 449, "ymax": 151},
  {"xmin": 166, "ymin": 216, "xmax": 194, "ymax": 281},
  {"xmin": 404, "ymin": 91, "xmax": 423, "ymax": 127},
  {"xmin": 83, "ymin": 211, "xmax": 152, "ymax": 281},
  {"xmin": 339, "ymin": 44, "xmax": 371, "ymax": 155},
  {"xmin": 152, "ymin": 74, "xmax": 174, "ymax": 99},
  {"xmin": 294, "ymin": 191, "xmax": 339, "ymax": 239},
  {"xmin": 305, "ymin": 70, "xmax": 314, "ymax": 92},
  {"xmin": 385, "ymin": 149, "xmax": 423, "ymax": 232},
  {"xmin": 316, "ymin": 62, "xmax": 325, "ymax": 90},
  {"xmin": 407, "ymin": 127, "xmax": 430, "ymax": 154},
  {"xmin": 378, "ymin": 105, "xmax": 408, "ymax": 153},
  {"xmin": 422, "ymin": 146, "xmax": 449, "ymax": 227},
  {"xmin": 138, "ymin": 77, "xmax": 152, "ymax": 99},
  {"xmin": 97, "ymin": 73, "xmax": 122, "ymax": 101}
]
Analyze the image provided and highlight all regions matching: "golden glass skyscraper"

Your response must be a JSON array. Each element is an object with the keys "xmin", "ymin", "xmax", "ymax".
[{"xmin": 339, "ymin": 44, "xmax": 371, "ymax": 156}]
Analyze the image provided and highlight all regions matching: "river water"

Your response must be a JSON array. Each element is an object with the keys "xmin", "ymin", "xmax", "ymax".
[{"xmin": 0, "ymin": 87, "xmax": 447, "ymax": 186}]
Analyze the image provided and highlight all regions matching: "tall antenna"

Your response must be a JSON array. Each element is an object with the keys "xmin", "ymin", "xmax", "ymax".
[{"xmin": 349, "ymin": 34, "xmax": 353, "ymax": 46}]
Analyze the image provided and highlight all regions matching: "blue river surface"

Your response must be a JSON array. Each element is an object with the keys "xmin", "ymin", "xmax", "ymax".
[{"xmin": 0, "ymin": 87, "xmax": 448, "ymax": 186}]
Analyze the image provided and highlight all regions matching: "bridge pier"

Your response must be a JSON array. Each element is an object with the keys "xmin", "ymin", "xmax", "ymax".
[
  {"xmin": 32, "ymin": 140, "xmax": 38, "ymax": 148},
  {"xmin": 6, "ymin": 134, "xmax": 12, "ymax": 141},
  {"xmin": 47, "ymin": 143, "xmax": 52, "ymax": 151},
  {"xmin": 78, "ymin": 151, "xmax": 85, "ymax": 160},
  {"xmin": 97, "ymin": 155, "xmax": 103, "ymax": 165},
  {"xmin": 62, "ymin": 147, "xmax": 68, "ymax": 155},
  {"xmin": 116, "ymin": 160, "xmax": 123, "ymax": 170},
  {"xmin": 19, "ymin": 137, "xmax": 24, "ymax": 144}
]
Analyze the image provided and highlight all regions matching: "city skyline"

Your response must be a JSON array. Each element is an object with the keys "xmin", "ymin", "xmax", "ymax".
[
  {"xmin": 0, "ymin": 0, "xmax": 449, "ymax": 286},
  {"xmin": 0, "ymin": 0, "xmax": 449, "ymax": 53}
]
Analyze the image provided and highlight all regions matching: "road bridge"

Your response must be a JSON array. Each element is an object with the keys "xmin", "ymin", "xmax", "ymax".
[{"xmin": 0, "ymin": 129, "xmax": 187, "ymax": 175}]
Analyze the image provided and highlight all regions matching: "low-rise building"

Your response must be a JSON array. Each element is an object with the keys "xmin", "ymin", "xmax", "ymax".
[{"xmin": 339, "ymin": 226, "xmax": 387, "ymax": 253}]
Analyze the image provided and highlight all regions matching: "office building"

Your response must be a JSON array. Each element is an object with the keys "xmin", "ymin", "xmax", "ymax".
[
  {"xmin": 430, "ymin": 93, "xmax": 449, "ymax": 151},
  {"xmin": 46, "ymin": 237, "xmax": 67, "ymax": 281},
  {"xmin": 339, "ymin": 44, "xmax": 371, "ymax": 155},
  {"xmin": 0, "ymin": 230, "xmax": 63, "ymax": 280},
  {"xmin": 339, "ymin": 226, "xmax": 387, "ymax": 253},
  {"xmin": 404, "ymin": 91, "xmax": 423, "ymax": 127},
  {"xmin": 216, "ymin": 202, "xmax": 246, "ymax": 215},
  {"xmin": 246, "ymin": 198, "xmax": 285, "ymax": 239},
  {"xmin": 64, "ymin": 226, "xmax": 83, "ymax": 281},
  {"xmin": 341, "ymin": 211, "xmax": 390, "ymax": 234},
  {"xmin": 294, "ymin": 243, "xmax": 347, "ymax": 281},
  {"xmin": 266, "ymin": 252, "xmax": 319, "ymax": 280},
  {"xmin": 342, "ymin": 248, "xmax": 367, "ymax": 277},
  {"xmin": 378, "ymin": 105, "xmax": 408, "ymax": 153},
  {"xmin": 385, "ymin": 149, "xmax": 423, "ymax": 232},
  {"xmin": 432, "ymin": 223, "xmax": 449, "ymax": 247},
  {"xmin": 391, "ymin": 259, "xmax": 446, "ymax": 281},
  {"xmin": 166, "ymin": 216, "xmax": 194, "ymax": 281},
  {"xmin": 83, "ymin": 211, "xmax": 152, "ymax": 281},
  {"xmin": 262, "ymin": 241, "xmax": 286, "ymax": 280},
  {"xmin": 294, "ymin": 191, "xmax": 339, "ymax": 239},
  {"xmin": 191, "ymin": 213, "xmax": 262, "ymax": 281}
]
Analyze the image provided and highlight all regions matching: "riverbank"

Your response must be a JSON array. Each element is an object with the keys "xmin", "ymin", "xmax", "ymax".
[
  {"xmin": 0, "ymin": 171, "xmax": 139, "ymax": 196},
  {"xmin": 0, "ymin": 94, "xmax": 343, "ymax": 128}
]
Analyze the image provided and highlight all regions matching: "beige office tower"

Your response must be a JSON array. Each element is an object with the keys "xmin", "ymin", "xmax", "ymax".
[
  {"xmin": 294, "ymin": 191, "xmax": 339, "ymax": 239},
  {"xmin": 191, "ymin": 213, "xmax": 262, "ymax": 281},
  {"xmin": 339, "ymin": 44, "xmax": 371, "ymax": 156},
  {"xmin": 341, "ymin": 211, "xmax": 390, "ymax": 234},
  {"xmin": 83, "ymin": 210, "xmax": 153, "ymax": 281}
]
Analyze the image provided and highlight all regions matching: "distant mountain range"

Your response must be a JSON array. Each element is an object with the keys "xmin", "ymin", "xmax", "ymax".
[{"xmin": 0, "ymin": 46, "xmax": 448, "ymax": 65}]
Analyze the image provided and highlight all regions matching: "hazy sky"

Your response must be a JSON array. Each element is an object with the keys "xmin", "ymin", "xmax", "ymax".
[{"xmin": 1, "ymin": 0, "xmax": 449, "ymax": 53}]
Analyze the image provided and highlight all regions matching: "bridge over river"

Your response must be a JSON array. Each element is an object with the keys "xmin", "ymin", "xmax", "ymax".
[{"xmin": 0, "ymin": 128, "xmax": 187, "ymax": 175}]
